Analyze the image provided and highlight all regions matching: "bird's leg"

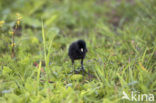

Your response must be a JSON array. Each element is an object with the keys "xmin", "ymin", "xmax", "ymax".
[
  {"xmin": 81, "ymin": 59, "xmax": 83, "ymax": 69},
  {"xmin": 81, "ymin": 59, "xmax": 86, "ymax": 75},
  {"xmin": 72, "ymin": 60, "xmax": 75, "ymax": 71}
]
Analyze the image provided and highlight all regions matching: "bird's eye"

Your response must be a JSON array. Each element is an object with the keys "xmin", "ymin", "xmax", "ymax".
[{"xmin": 80, "ymin": 48, "xmax": 83, "ymax": 52}]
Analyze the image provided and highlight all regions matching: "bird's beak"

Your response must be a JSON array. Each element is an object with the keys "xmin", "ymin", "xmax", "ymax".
[{"xmin": 81, "ymin": 48, "xmax": 83, "ymax": 52}]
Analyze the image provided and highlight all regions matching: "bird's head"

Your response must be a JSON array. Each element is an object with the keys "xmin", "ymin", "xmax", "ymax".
[{"xmin": 77, "ymin": 40, "xmax": 88, "ymax": 53}]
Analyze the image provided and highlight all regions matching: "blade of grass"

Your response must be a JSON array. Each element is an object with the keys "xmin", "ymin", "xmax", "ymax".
[
  {"xmin": 42, "ymin": 21, "xmax": 49, "ymax": 80},
  {"xmin": 36, "ymin": 61, "xmax": 41, "ymax": 96}
]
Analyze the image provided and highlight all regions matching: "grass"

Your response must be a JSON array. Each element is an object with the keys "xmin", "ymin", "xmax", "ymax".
[{"xmin": 0, "ymin": 0, "xmax": 156, "ymax": 103}]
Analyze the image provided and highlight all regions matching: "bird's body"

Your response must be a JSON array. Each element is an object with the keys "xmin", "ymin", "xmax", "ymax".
[{"xmin": 68, "ymin": 40, "xmax": 87, "ymax": 73}]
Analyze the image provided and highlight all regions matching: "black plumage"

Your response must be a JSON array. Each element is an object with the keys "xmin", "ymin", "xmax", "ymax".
[{"xmin": 68, "ymin": 40, "xmax": 88, "ymax": 73}]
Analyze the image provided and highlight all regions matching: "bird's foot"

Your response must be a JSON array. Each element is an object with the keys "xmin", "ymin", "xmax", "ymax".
[
  {"xmin": 70, "ymin": 67, "xmax": 87, "ymax": 75},
  {"xmin": 73, "ymin": 69, "xmax": 80, "ymax": 74},
  {"xmin": 80, "ymin": 67, "xmax": 87, "ymax": 75}
]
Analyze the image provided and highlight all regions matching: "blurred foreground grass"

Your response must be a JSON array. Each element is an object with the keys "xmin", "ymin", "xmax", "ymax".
[{"xmin": 0, "ymin": 0, "xmax": 156, "ymax": 103}]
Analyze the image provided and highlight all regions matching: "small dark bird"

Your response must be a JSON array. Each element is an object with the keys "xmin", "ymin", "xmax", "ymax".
[{"xmin": 68, "ymin": 40, "xmax": 88, "ymax": 73}]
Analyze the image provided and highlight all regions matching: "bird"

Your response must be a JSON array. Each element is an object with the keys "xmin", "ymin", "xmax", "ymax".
[{"xmin": 68, "ymin": 39, "xmax": 88, "ymax": 74}]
